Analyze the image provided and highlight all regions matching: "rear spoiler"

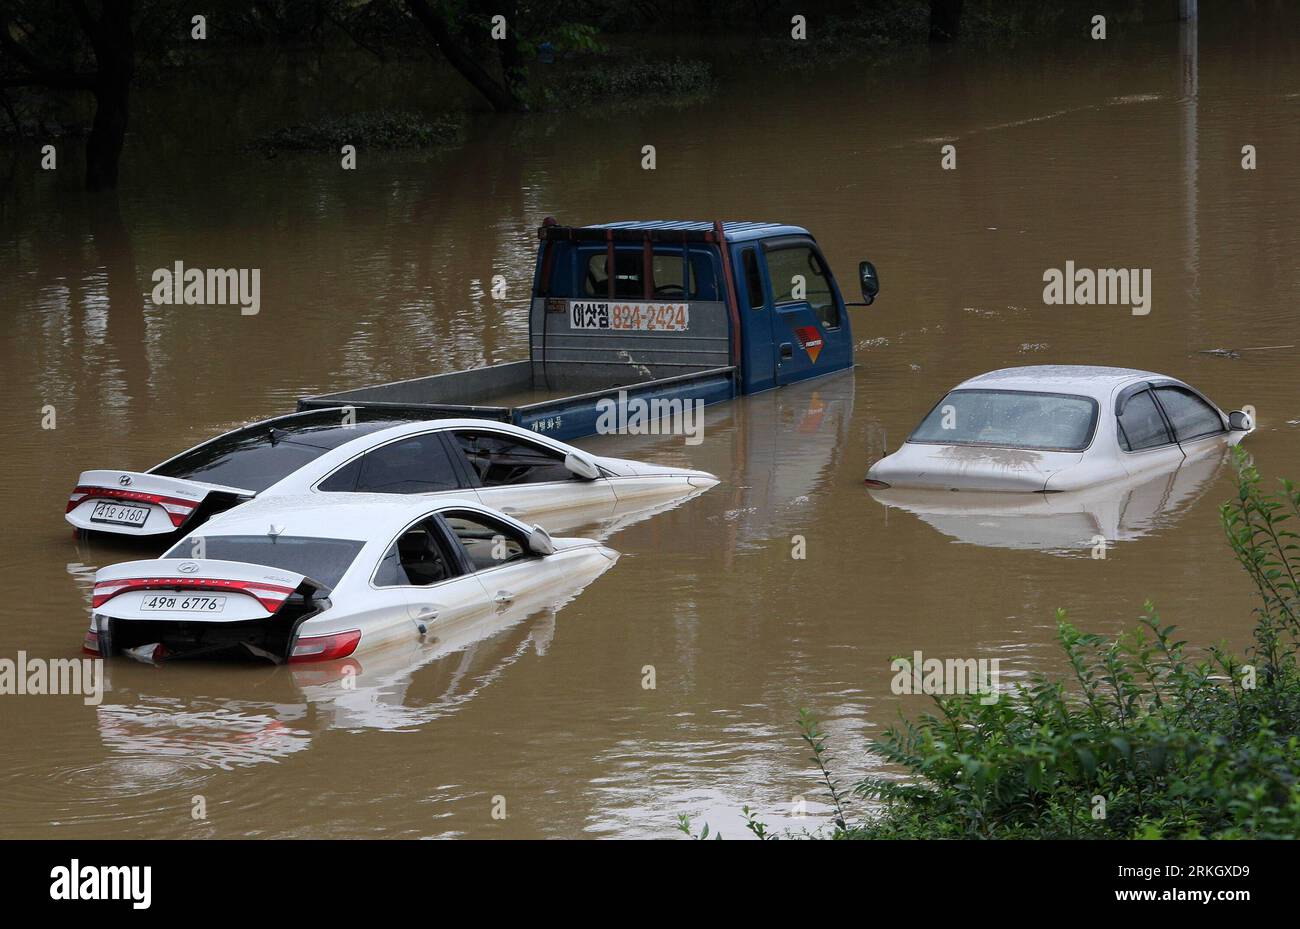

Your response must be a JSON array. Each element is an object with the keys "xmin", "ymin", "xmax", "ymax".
[{"xmin": 67, "ymin": 471, "xmax": 255, "ymax": 535}]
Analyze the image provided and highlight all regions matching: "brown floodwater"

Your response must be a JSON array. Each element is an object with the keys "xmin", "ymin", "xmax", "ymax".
[{"xmin": 2, "ymin": 11, "xmax": 1299, "ymax": 838}]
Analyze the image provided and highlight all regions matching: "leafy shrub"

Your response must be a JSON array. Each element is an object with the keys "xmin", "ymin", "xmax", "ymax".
[
  {"xmin": 538, "ymin": 57, "xmax": 713, "ymax": 111},
  {"xmin": 254, "ymin": 110, "xmax": 463, "ymax": 152}
]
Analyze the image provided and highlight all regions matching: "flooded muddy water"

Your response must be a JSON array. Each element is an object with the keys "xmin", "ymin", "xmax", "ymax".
[{"xmin": 2, "ymin": 12, "xmax": 1300, "ymax": 838}]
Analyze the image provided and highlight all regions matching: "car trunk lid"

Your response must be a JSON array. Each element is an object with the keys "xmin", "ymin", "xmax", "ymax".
[
  {"xmin": 868, "ymin": 443, "xmax": 1086, "ymax": 492},
  {"xmin": 66, "ymin": 470, "xmax": 253, "ymax": 536},
  {"xmin": 90, "ymin": 559, "xmax": 326, "ymax": 663}
]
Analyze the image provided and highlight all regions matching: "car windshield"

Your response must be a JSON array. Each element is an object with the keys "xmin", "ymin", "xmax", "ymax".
[
  {"xmin": 150, "ymin": 413, "xmax": 408, "ymax": 492},
  {"xmin": 163, "ymin": 535, "xmax": 365, "ymax": 589},
  {"xmin": 909, "ymin": 389, "xmax": 1098, "ymax": 451}
]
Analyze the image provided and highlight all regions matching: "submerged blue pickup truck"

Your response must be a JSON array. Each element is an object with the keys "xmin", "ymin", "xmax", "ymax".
[{"xmin": 299, "ymin": 219, "xmax": 879, "ymax": 441}]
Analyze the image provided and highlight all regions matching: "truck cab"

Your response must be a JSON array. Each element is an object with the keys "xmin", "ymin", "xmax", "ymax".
[{"xmin": 532, "ymin": 220, "xmax": 872, "ymax": 395}]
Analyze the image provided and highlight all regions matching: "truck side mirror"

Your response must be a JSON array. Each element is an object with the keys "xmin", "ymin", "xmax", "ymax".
[{"xmin": 859, "ymin": 261, "xmax": 880, "ymax": 305}]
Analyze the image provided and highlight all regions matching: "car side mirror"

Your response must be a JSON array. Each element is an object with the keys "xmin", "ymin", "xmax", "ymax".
[
  {"xmin": 859, "ymin": 260, "xmax": 880, "ymax": 305},
  {"xmin": 527, "ymin": 524, "xmax": 556, "ymax": 556},
  {"xmin": 564, "ymin": 450, "xmax": 601, "ymax": 480},
  {"xmin": 1229, "ymin": 410, "xmax": 1254, "ymax": 431}
]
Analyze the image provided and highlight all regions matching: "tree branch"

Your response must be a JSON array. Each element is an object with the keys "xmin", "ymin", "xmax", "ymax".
[
  {"xmin": 0, "ymin": 12, "xmax": 94, "ymax": 90},
  {"xmin": 403, "ymin": 0, "xmax": 524, "ymax": 112}
]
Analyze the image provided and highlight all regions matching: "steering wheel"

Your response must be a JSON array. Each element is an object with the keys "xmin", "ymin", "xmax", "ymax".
[{"xmin": 654, "ymin": 284, "xmax": 686, "ymax": 298}]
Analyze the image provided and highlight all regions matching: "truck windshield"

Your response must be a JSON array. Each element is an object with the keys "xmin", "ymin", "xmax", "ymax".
[
  {"xmin": 163, "ymin": 535, "xmax": 364, "ymax": 589},
  {"xmin": 909, "ymin": 390, "xmax": 1098, "ymax": 451}
]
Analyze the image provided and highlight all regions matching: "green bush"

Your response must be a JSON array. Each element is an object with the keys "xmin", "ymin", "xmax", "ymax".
[
  {"xmin": 537, "ymin": 57, "xmax": 713, "ymax": 111},
  {"xmin": 253, "ymin": 110, "xmax": 463, "ymax": 153}
]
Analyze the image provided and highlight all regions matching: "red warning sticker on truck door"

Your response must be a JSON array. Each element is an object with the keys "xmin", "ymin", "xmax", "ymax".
[
  {"xmin": 794, "ymin": 325, "xmax": 823, "ymax": 363},
  {"xmin": 569, "ymin": 301, "xmax": 690, "ymax": 332}
]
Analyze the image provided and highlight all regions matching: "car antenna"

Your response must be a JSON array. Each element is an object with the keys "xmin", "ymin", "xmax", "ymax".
[{"xmin": 267, "ymin": 523, "xmax": 283, "ymax": 539}]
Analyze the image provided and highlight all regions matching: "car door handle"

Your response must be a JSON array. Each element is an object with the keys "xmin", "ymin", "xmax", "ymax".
[
  {"xmin": 780, "ymin": 343, "xmax": 793, "ymax": 359},
  {"xmin": 414, "ymin": 606, "xmax": 439, "ymax": 620},
  {"xmin": 493, "ymin": 590, "xmax": 514, "ymax": 605}
]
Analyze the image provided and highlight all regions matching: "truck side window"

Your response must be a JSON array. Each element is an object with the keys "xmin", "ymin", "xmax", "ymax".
[
  {"xmin": 765, "ymin": 245, "xmax": 839, "ymax": 329},
  {"xmin": 451, "ymin": 431, "xmax": 575, "ymax": 485},
  {"xmin": 351, "ymin": 433, "xmax": 461, "ymax": 494},
  {"xmin": 742, "ymin": 248, "xmax": 765, "ymax": 310}
]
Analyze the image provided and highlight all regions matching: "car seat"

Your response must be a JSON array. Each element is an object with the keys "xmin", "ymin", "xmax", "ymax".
[{"xmin": 397, "ymin": 527, "xmax": 449, "ymax": 586}]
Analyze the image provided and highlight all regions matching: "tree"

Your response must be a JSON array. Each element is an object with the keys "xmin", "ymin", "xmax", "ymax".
[
  {"xmin": 403, "ymin": 0, "xmax": 527, "ymax": 112},
  {"xmin": 0, "ymin": 0, "xmax": 136, "ymax": 191},
  {"xmin": 929, "ymin": 0, "xmax": 962, "ymax": 43}
]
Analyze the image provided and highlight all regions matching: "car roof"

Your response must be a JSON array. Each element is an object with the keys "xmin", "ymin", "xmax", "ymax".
[
  {"xmin": 585, "ymin": 220, "xmax": 812, "ymax": 243},
  {"xmin": 162, "ymin": 408, "xmax": 424, "ymax": 459},
  {"xmin": 953, "ymin": 365, "xmax": 1169, "ymax": 401},
  {"xmin": 191, "ymin": 493, "xmax": 518, "ymax": 541},
  {"xmin": 328, "ymin": 417, "xmax": 569, "ymax": 458}
]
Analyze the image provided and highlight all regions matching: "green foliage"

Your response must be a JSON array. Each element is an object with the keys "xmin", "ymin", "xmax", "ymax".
[
  {"xmin": 253, "ymin": 109, "xmax": 463, "ymax": 152},
  {"xmin": 676, "ymin": 813, "xmax": 722, "ymax": 840},
  {"xmin": 537, "ymin": 56, "xmax": 712, "ymax": 111}
]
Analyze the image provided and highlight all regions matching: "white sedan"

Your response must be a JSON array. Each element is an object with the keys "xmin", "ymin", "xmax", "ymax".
[
  {"xmin": 82, "ymin": 495, "xmax": 617, "ymax": 664},
  {"xmin": 865, "ymin": 365, "xmax": 1253, "ymax": 492},
  {"xmin": 66, "ymin": 410, "xmax": 718, "ymax": 539}
]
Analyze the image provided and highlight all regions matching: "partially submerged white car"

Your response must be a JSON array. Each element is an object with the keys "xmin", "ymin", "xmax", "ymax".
[
  {"xmin": 83, "ymin": 495, "xmax": 617, "ymax": 664},
  {"xmin": 869, "ymin": 443, "xmax": 1228, "ymax": 553},
  {"xmin": 66, "ymin": 410, "xmax": 718, "ymax": 539},
  {"xmin": 865, "ymin": 366, "xmax": 1253, "ymax": 492}
]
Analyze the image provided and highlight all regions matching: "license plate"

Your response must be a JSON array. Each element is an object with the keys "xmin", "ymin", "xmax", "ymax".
[
  {"xmin": 89, "ymin": 500, "xmax": 150, "ymax": 527},
  {"xmin": 569, "ymin": 301, "xmax": 689, "ymax": 332},
  {"xmin": 138, "ymin": 594, "xmax": 227, "ymax": 613}
]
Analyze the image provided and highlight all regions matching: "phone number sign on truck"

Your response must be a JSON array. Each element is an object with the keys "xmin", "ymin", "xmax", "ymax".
[{"xmin": 569, "ymin": 301, "xmax": 690, "ymax": 332}]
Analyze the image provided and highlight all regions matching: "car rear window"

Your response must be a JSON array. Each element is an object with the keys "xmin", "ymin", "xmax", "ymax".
[
  {"xmin": 909, "ymin": 390, "xmax": 1098, "ymax": 451},
  {"xmin": 163, "ymin": 535, "xmax": 364, "ymax": 589},
  {"xmin": 151, "ymin": 415, "xmax": 408, "ymax": 492}
]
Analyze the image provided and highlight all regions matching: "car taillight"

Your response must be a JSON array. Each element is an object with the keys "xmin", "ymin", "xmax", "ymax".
[
  {"xmin": 863, "ymin": 479, "xmax": 891, "ymax": 489},
  {"xmin": 66, "ymin": 485, "xmax": 199, "ymax": 527},
  {"xmin": 82, "ymin": 629, "xmax": 99, "ymax": 656},
  {"xmin": 289, "ymin": 630, "xmax": 362, "ymax": 663},
  {"xmin": 91, "ymin": 577, "xmax": 296, "ymax": 611}
]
